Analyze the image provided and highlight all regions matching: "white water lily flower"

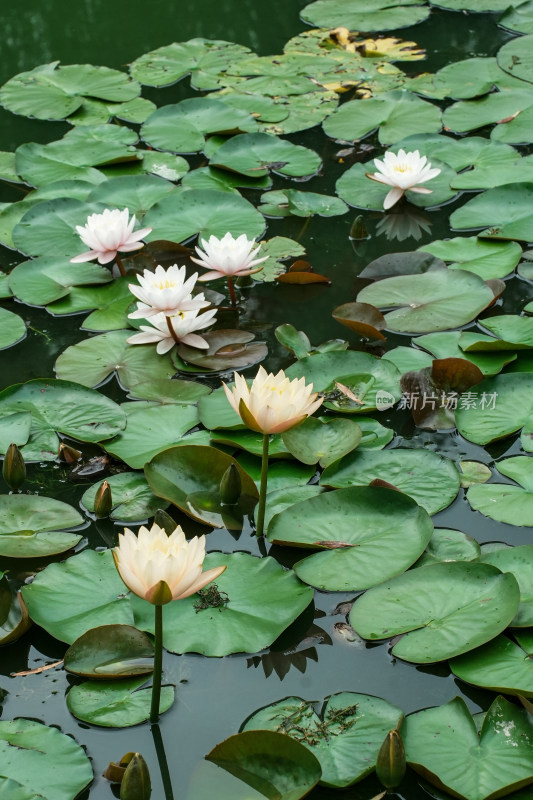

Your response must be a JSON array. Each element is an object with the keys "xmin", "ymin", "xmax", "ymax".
[
  {"xmin": 191, "ymin": 232, "xmax": 268, "ymax": 281},
  {"xmin": 112, "ymin": 523, "xmax": 226, "ymax": 605},
  {"xmin": 128, "ymin": 264, "xmax": 209, "ymax": 318},
  {"xmin": 223, "ymin": 365, "xmax": 323, "ymax": 435},
  {"xmin": 70, "ymin": 208, "xmax": 152, "ymax": 265},
  {"xmin": 366, "ymin": 149, "xmax": 441, "ymax": 210},
  {"xmin": 127, "ymin": 302, "xmax": 217, "ymax": 352}
]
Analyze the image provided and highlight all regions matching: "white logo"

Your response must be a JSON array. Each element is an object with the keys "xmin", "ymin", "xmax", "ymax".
[{"xmin": 375, "ymin": 390, "xmax": 395, "ymax": 410}]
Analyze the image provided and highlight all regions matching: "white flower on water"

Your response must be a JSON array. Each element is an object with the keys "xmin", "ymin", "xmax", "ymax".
[
  {"xmin": 128, "ymin": 264, "xmax": 209, "ymax": 318},
  {"xmin": 70, "ymin": 208, "xmax": 152, "ymax": 265},
  {"xmin": 127, "ymin": 302, "xmax": 217, "ymax": 352},
  {"xmin": 366, "ymin": 149, "xmax": 441, "ymax": 210},
  {"xmin": 191, "ymin": 232, "xmax": 268, "ymax": 281}
]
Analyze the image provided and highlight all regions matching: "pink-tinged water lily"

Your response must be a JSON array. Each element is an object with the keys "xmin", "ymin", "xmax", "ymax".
[
  {"xmin": 112, "ymin": 523, "xmax": 226, "ymax": 606},
  {"xmin": 128, "ymin": 265, "xmax": 209, "ymax": 318},
  {"xmin": 70, "ymin": 208, "xmax": 152, "ymax": 265},
  {"xmin": 127, "ymin": 302, "xmax": 217, "ymax": 352},
  {"xmin": 223, "ymin": 365, "xmax": 323, "ymax": 435},
  {"xmin": 191, "ymin": 232, "xmax": 268, "ymax": 281},
  {"xmin": 366, "ymin": 149, "xmax": 441, "ymax": 210}
]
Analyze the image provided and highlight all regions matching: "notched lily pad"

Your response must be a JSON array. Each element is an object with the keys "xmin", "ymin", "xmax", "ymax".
[
  {"xmin": 64, "ymin": 624, "xmax": 154, "ymax": 679},
  {"xmin": 67, "ymin": 675, "xmax": 174, "ymax": 727},
  {"xmin": 0, "ymin": 494, "xmax": 83, "ymax": 558}
]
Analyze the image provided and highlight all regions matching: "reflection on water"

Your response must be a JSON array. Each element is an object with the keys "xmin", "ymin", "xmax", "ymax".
[{"xmin": 375, "ymin": 207, "xmax": 433, "ymax": 242}]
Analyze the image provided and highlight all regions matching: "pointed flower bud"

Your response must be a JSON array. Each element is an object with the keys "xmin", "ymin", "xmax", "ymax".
[
  {"xmin": 94, "ymin": 480, "xmax": 113, "ymax": 518},
  {"xmin": 3, "ymin": 443, "xmax": 26, "ymax": 491},
  {"xmin": 376, "ymin": 729, "xmax": 406, "ymax": 789},
  {"xmin": 219, "ymin": 463, "xmax": 241, "ymax": 505},
  {"xmin": 349, "ymin": 215, "xmax": 368, "ymax": 240},
  {"xmin": 58, "ymin": 442, "xmax": 82, "ymax": 464},
  {"xmin": 120, "ymin": 753, "xmax": 151, "ymax": 800}
]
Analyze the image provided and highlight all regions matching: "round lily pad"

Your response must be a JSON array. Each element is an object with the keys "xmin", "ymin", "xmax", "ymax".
[
  {"xmin": 0, "ymin": 575, "xmax": 31, "ymax": 645},
  {"xmin": 350, "ymin": 562, "xmax": 520, "ymax": 663},
  {"xmin": 282, "ymin": 417, "xmax": 362, "ymax": 467},
  {"xmin": 480, "ymin": 544, "xmax": 533, "ymax": 626},
  {"xmin": 419, "ymin": 237, "xmax": 522, "ymax": 280},
  {"xmin": 415, "ymin": 528, "xmax": 481, "ymax": 567},
  {"xmin": 64, "ymin": 624, "xmax": 154, "ymax": 678},
  {"xmin": 12, "ymin": 199, "xmax": 107, "ymax": 257},
  {"xmin": 0, "ymin": 378, "xmax": 126, "ymax": 461},
  {"xmin": 0, "ymin": 719, "xmax": 93, "ymax": 800},
  {"xmin": 208, "ymin": 132, "xmax": 321, "ymax": 178},
  {"xmin": 321, "ymin": 447, "xmax": 460, "ymax": 514},
  {"xmin": 497, "ymin": 34, "xmax": 533, "ymax": 84},
  {"xmin": 130, "ymin": 551, "xmax": 313, "ymax": 655},
  {"xmin": 301, "ymin": 0, "xmax": 430, "ymax": 32},
  {"xmin": 81, "ymin": 471, "xmax": 169, "ymax": 522},
  {"xmin": 145, "ymin": 444, "xmax": 258, "ymax": 528},
  {"xmin": 467, "ymin": 457, "xmax": 533, "ymax": 527},
  {"xmin": 243, "ymin": 692, "xmax": 403, "ymax": 788},
  {"xmin": 0, "ymin": 494, "xmax": 83, "ymax": 558},
  {"xmin": 451, "ymin": 632, "xmax": 533, "ymax": 697},
  {"xmin": 9, "ymin": 255, "xmax": 112, "ymax": 306},
  {"xmin": 177, "ymin": 329, "xmax": 267, "ymax": 372},
  {"xmin": 357, "ymin": 269, "xmax": 495, "ymax": 333},
  {"xmin": 86, "ymin": 174, "xmax": 175, "ymax": 216},
  {"xmin": 450, "ymin": 183, "xmax": 533, "ymax": 241},
  {"xmin": 144, "ymin": 189, "xmax": 265, "ymax": 243},
  {"xmin": 456, "ymin": 373, "xmax": 533, "ymax": 446},
  {"xmin": 67, "ymin": 675, "xmax": 174, "ymax": 727},
  {"xmin": 268, "ymin": 486, "xmax": 433, "ymax": 591},
  {"xmin": 0, "ymin": 307, "xmax": 26, "ymax": 350}
]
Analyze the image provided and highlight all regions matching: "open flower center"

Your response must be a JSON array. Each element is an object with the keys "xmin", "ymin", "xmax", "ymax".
[
  {"xmin": 153, "ymin": 279, "xmax": 177, "ymax": 290},
  {"xmin": 393, "ymin": 163, "xmax": 413, "ymax": 174}
]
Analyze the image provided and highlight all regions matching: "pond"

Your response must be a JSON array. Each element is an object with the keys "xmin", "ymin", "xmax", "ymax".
[{"xmin": 1, "ymin": 1, "xmax": 533, "ymax": 799}]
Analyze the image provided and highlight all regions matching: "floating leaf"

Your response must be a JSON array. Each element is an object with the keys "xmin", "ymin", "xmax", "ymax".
[
  {"xmin": 243, "ymin": 693, "xmax": 403, "ymax": 788},
  {"xmin": 67, "ymin": 675, "xmax": 174, "ymax": 727},
  {"xmin": 209, "ymin": 132, "xmax": 321, "ymax": 178},
  {"xmin": 177, "ymin": 329, "xmax": 267, "ymax": 371},
  {"xmin": 467, "ymin": 457, "xmax": 533, "ymax": 527},
  {"xmin": 350, "ymin": 562, "xmax": 520, "ymax": 663},
  {"xmin": 0, "ymin": 575, "xmax": 31, "ymax": 645},
  {"xmin": 282, "ymin": 417, "xmax": 362, "ymax": 467},
  {"xmin": 0, "ymin": 494, "xmax": 83, "ymax": 558},
  {"xmin": 456, "ymin": 373, "xmax": 533, "ymax": 446},
  {"xmin": 253, "ymin": 236, "xmax": 306, "ymax": 282},
  {"xmin": 415, "ymin": 331, "xmax": 516, "ymax": 376},
  {"xmin": 451, "ymin": 633, "xmax": 533, "ymax": 697},
  {"xmin": 450, "ymin": 184, "xmax": 533, "ymax": 241},
  {"xmin": 82, "ymin": 471, "xmax": 169, "ymax": 522},
  {"xmin": 86, "ymin": 174, "xmax": 175, "ymax": 216},
  {"xmin": 480, "ymin": 543, "xmax": 533, "ymax": 626},
  {"xmin": 415, "ymin": 528, "xmax": 481, "ymax": 567},
  {"xmin": 13, "ymin": 199, "xmax": 107, "ymax": 257},
  {"xmin": 497, "ymin": 35, "xmax": 533, "ymax": 85},
  {"xmin": 268, "ymin": 486, "xmax": 433, "ymax": 591},
  {"xmin": 64, "ymin": 624, "xmax": 154, "ymax": 678},
  {"xmin": 9, "ymin": 255, "xmax": 112, "ymax": 306},
  {"xmin": 259, "ymin": 188, "xmax": 348, "ymax": 218},
  {"xmin": 332, "ymin": 302, "xmax": 386, "ymax": 341},
  {"xmin": 419, "ymin": 237, "xmax": 522, "ymax": 280},
  {"xmin": 0, "ymin": 307, "xmax": 26, "ymax": 350},
  {"xmin": 301, "ymin": 0, "xmax": 430, "ymax": 32}
]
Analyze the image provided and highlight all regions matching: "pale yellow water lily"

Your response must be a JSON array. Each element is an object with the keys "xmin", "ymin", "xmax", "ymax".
[
  {"xmin": 223, "ymin": 365, "xmax": 323, "ymax": 435},
  {"xmin": 70, "ymin": 208, "xmax": 152, "ymax": 265},
  {"xmin": 366, "ymin": 149, "xmax": 441, "ymax": 210},
  {"xmin": 127, "ymin": 302, "xmax": 217, "ymax": 352},
  {"xmin": 191, "ymin": 232, "xmax": 268, "ymax": 281},
  {"xmin": 112, "ymin": 523, "xmax": 226, "ymax": 605},
  {"xmin": 128, "ymin": 265, "xmax": 209, "ymax": 318}
]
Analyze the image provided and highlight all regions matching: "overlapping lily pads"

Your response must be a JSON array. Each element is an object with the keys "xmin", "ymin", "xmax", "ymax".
[
  {"xmin": 456, "ymin": 373, "xmax": 533, "ymax": 447},
  {"xmin": 81, "ymin": 472, "xmax": 169, "ymax": 522},
  {"xmin": 0, "ymin": 494, "xmax": 83, "ymax": 558},
  {"xmin": 451, "ymin": 631, "xmax": 533, "ymax": 696},
  {"xmin": 467, "ymin": 457, "xmax": 533, "ymax": 527},
  {"xmin": 64, "ymin": 624, "xmax": 154, "ymax": 678}
]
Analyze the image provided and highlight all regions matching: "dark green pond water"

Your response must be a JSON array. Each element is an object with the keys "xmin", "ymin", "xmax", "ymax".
[{"xmin": 0, "ymin": 2, "xmax": 531, "ymax": 799}]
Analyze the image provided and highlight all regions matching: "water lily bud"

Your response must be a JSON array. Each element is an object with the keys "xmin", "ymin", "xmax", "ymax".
[
  {"xmin": 219, "ymin": 463, "xmax": 241, "ymax": 505},
  {"xmin": 3, "ymin": 443, "xmax": 26, "ymax": 491},
  {"xmin": 153, "ymin": 509, "xmax": 177, "ymax": 535},
  {"xmin": 94, "ymin": 480, "xmax": 113, "ymax": 518},
  {"xmin": 104, "ymin": 752, "xmax": 136, "ymax": 783},
  {"xmin": 376, "ymin": 729, "xmax": 406, "ymax": 789},
  {"xmin": 349, "ymin": 215, "xmax": 368, "ymax": 240},
  {"xmin": 58, "ymin": 442, "xmax": 82, "ymax": 464},
  {"xmin": 120, "ymin": 753, "xmax": 151, "ymax": 800}
]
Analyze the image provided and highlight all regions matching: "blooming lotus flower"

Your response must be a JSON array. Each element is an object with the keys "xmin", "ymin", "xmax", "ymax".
[
  {"xmin": 191, "ymin": 233, "xmax": 268, "ymax": 281},
  {"xmin": 112, "ymin": 523, "xmax": 226, "ymax": 606},
  {"xmin": 128, "ymin": 265, "xmax": 209, "ymax": 318},
  {"xmin": 127, "ymin": 303, "xmax": 217, "ymax": 352},
  {"xmin": 366, "ymin": 149, "xmax": 441, "ymax": 210},
  {"xmin": 70, "ymin": 208, "xmax": 152, "ymax": 265},
  {"xmin": 223, "ymin": 365, "xmax": 323, "ymax": 435}
]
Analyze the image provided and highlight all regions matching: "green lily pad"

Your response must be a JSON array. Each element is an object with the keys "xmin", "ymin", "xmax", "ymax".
[
  {"xmin": 456, "ymin": 373, "xmax": 533, "ymax": 446},
  {"xmin": 382, "ymin": 345, "xmax": 433, "ymax": 374},
  {"xmin": 268, "ymin": 486, "xmax": 433, "ymax": 591},
  {"xmin": 259, "ymin": 485, "xmax": 324, "ymax": 532},
  {"xmin": 0, "ymin": 575, "xmax": 31, "ymax": 645},
  {"xmin": 467, "ymin": 457, "xmax": 533, "ymax": 527},
  {"xmin": 68, "ymin": 96, "xmax": 156, "ymax": 126},
  {"xmin": 22, "ymin": 549, "xmax": 135, "ymax": 643},
  {"xmin": 0, "ymin": 494, "xmax": 83, "ymax": 558},
  {"xmin": 209, "ymin": 132, "xmax": 321, "ymax": 178},
  {"xmin": 0, "ymin": 778, "xmax": 41, "ymax": 800},
  {"xmin": 238, "ymin": 453, "xmax": 315, "ymax": 494},
  {"xmin": 64, "ymin": 624, "xmax": 154, "ymax": 678},
  {"xmin": 450, "ymin": 183, "xmax": 533, "ymax": 241},
  {"xmin": 419, "ymin": 237, "xmax": 522, "ymax": 280},
  {"xmin": 145, "ymin": 444, "xmax": 258, "ymax": 528},
  {"xmin": 9, "ymin": 255, "xmax": 112, "ymax": 306},
  {"xmin": 198, "ymin": 384, "xmax": 245, "ymax": 430},
  {"xmin": 500, "ymin": 2, "xmax": 533, "ymax": 35},
  {"xmin": 451, "ymin": 633, "xmax": 533, "ymax": 697},
  {"xmin": 415, "ymin": 331, "xmax": 516, "ymax": 376},
  {"xmin": 0, "ymin": 307, "xmax": 26, "ymax": 350},
  {"xmin": 243, "ymin": 692, "xmax": 403, "ymax": 788},
  {"xmin": 127, "ymin": 378, "xmax": 210, "ymax": 404},
  {"xmin": 177, "ymin": 329, "xmax": 267, "ymax": 372},
  {"xmin": 131, "ymin": 551, "xmax": 313, "ymax": 655},
  {"xmin": 181, "ymin": 165, "xmax": 270, "ymax": 193},
  {"xmin": 141, "ymin": 98, "xmax": 256, "ymax": 154},
  {"xmin": 259, "ymin": 188, "xmax": 348, "ymax": 218},
  {"xmin": 81, "ymin": 471, "xmax": 169, "ymax": 522},
  {"xmin": 350, "ymin": 562, "xmax": 520, "ymax": 663},
  {"xmin": 459, "ymin": 461, "xmax": 492, "ymax": 487},
  {"xmin": 357, "ymin": 269, "xmax": 495, "ymax": 333},
  {"xmin": 210, "ymin": 429, "xmax": 290, "ymax": 458},
  {"xmin": 481, "ymin": 315, "xmax": 533, "ymax": 347},
  {"xmin": 102, "ymin": 402, "xmax": 199, "ymax": 469},
  {"xmin": 86, "ymin": 174, "xmax": 174, "ymax": 216},
  {"xmin": 203, "ymin": 730, "xmax": 321, "ymax": 800},
  {"xmin": 255, "ymin": 90, "xmax": 339, "ymax": 135},
  {"xmin": 129, "ymin": 38, "xmax": 255, "ymax": 90},
  {"xmin": 415, "ymin": 528, "xmax": 481, "ymax": 567},
  {"xmin": 101, "ymin": 149, "xmax": 190, "ymax": 182},
  {"xmin": 402, "ymin": 695, "xmax": 533, "ymax": 800},
  {"xmin": 0, "ymin": 378, "xmax": 126, "ymax": 461},
  {"xmin": 67, "ymin": 675, "xmax": 174, "ymax": 727},
  {"xmin": 443, "ymin": 89, "xmax": 533, "ymax": 135},
  {"xmin": 252, "ymin": 236, "xmax": 306, "ymax": 282},
  {"xmin": 480, "ymin": 544, "xmax": 533, "ymax": 626},
  {"xmin": 285, "ymin": 350, "xmax": 401, "ymax": 414},
  {"xmin": 13, "ymin": 199, "xmax": 108, "ymax": 257},
  {"xmin": 47, "ymin": 277, "xmax": 131, "ymax": 324},
  {"xmin": 497, "ymin": 35, "xmax": 533, "ymax": 85},
  {"xmin": 0, "ymin": 61, "xmax": 140, "ymax": 121},
  {"xmin": 55, "ymin": 331, "xmax": 176, "ymax": 389},
  {"xmin": 144, "ymin": 188, "xmax": 265, "ymax": 244},
  {"xmin": 324, "ymin": 90, "xmax": 441, "ymax": 146},
  {"xmin": 321, "ymin": 447, "xmax": 460, "ymax": 515},
  {"xmin": 282, "ymin": 417, "xmax": 362, "ymax": 467},
  {"xmin": 301, "ymin": 0, "xmax": 430, "ymax": 32},
  {"xmin": 0, "ymin": 150, "xmax": 24, "ymax": 184},
  {"xmin": 0, "ymin": 719, "xmax": 92, "ymax": 800}
]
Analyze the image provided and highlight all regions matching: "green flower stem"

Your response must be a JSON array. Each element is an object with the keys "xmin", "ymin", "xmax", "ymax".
[
  {"xmin": 255, "ymin": 433, "xmax": 270, "ymax": 537},
  {"xmin": 150, "ymin": 603, "xmax": 163, "ymax": 724},
  {"xmin": 227, "ymin": 276, "xmax": 238, "ymax": 306},
  {"xmin": 115, "ymin": 253, "xmax": 127, "ymax": 277},
  {"xmin": 151, "ymin": 723, "xmax": 175, "ymax": 800}
]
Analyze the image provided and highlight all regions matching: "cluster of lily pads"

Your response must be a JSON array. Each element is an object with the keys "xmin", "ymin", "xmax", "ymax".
[{"xmin": 2, "ymin": 2, "xmax": 533, "ymax": 800}]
